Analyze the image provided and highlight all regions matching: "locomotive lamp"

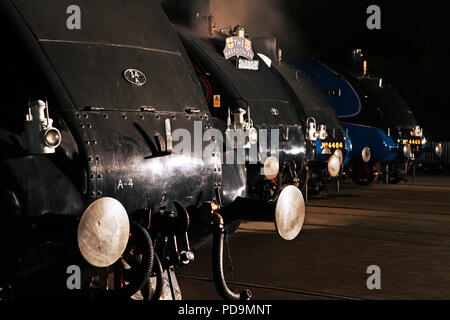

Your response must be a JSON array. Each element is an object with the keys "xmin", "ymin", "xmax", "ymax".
[
  {"xmin": 248, "ymin": 127, "xmax": 258, "ymax": 145},
  {"xmin": 233, "ymin": 108, "xmax": 247, "ymax": 129},
  {"xmin": 233, "ymin": 25, "xmax": 245, "ymax": 38},
  {"xmin": 306, "ymin": 117, "xmax": 320, "ymax": 141},
  {"xmin": 318, "ymin": 125, "xmax": 328, "ymax": 140},
  {"xmin": 307, "ymin": 118, "xmax": 328, "ymax": 141},
  {"xmin": 23, "ymin": 100, "xmax": 62, "ymax": 154},
  {"xmin": 44, "ymin": 128, "xmax": 61, "ymax": 148},
  {"xmin": 411, "ymin": 125, "xmax": 423, "ymax": 137},
  {"xmin": 226, "ymin": 107, "xmax": 257, "ymax": 149}
]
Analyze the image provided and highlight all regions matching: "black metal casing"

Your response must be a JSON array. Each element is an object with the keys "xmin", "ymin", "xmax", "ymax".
[{"xmin": 0, "ymin": 0, "xmax": 227, "ymax": 284}]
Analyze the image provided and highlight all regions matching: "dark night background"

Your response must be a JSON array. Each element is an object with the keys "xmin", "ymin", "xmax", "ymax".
[
  {"xmin": 276, "ymin": 0, "xmax": 450, "ymax": 141},
  {"xmin": 165, "ymin": 0, "xmax": 450, "ymax": 140}
]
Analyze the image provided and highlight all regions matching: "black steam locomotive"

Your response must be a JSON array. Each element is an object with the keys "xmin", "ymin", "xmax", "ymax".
[
  {"xmin": 0, "ymin": 0, "xmax": 306, "ymax": 300},
  {"xmin": 160, "ymin": 0, "xmax": 350, "ymax": 199}
]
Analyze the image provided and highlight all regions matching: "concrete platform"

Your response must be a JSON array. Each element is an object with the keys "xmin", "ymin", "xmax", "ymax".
[{"xmin": 177, "ymin": 175, "xmax": 450, "ymax": 300}]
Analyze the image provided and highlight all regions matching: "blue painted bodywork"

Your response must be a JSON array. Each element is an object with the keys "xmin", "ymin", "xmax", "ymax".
[
  {"xmin": 343, "ymin": 128, "xmax": 353, "ymax": 165},
  {"xmin": 288, "ymin": 59, "xmax": 401, "ymax": 164},
  {"xmin": 342, "ymin": 123, "xmax": 398, "ymax": 163},
  {"xmin": 290, "ymin": 60, "xmax": 362, "ymax": 118}
]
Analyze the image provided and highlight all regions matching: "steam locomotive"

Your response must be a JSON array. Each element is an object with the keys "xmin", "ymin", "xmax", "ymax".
[
  {"xmin": 160, "ymin": 0, "xmax": 350, "ymax": 199},
  {"xmin": 0, "ymin": 0, "xmax": 306, "ymax": 300},
  {"xmin": 290, "ymin": 50, "xmax": 441, "ymax": 185},
  {"xmin": 275, "ymin": 60, "xmax": 351, "ymax": 194}
]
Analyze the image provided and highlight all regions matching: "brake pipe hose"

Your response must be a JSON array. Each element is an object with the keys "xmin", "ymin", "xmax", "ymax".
[{"xmin": 211, "ymin": 212, "xmax": 252, "ymax": 301}]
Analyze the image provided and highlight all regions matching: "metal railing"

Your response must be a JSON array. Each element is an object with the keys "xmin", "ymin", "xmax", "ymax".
[{"xmin": 421, "ymin": 141, "xmax": 450, "ymax": 164}]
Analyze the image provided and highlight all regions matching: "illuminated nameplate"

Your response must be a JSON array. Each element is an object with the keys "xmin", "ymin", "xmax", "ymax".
[
  {"xmin": 238, "ymin": 58, "xmax": 259, "ymax": 71},
  {"xmin": 321, "ymin": 141, "xmax": 344, "ymax": 149},
  {"xmin": 223, "ymin": 36, "xmax": 255, "ymax": 61},
  {"xmin": 402, "ymin": 139, "xmax": 422, "ymax": 145}
]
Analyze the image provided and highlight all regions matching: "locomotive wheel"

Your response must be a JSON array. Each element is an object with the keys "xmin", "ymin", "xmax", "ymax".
[{"xmin": 350, "ymin": 162, "xmax": 377, "ymax": 186}]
